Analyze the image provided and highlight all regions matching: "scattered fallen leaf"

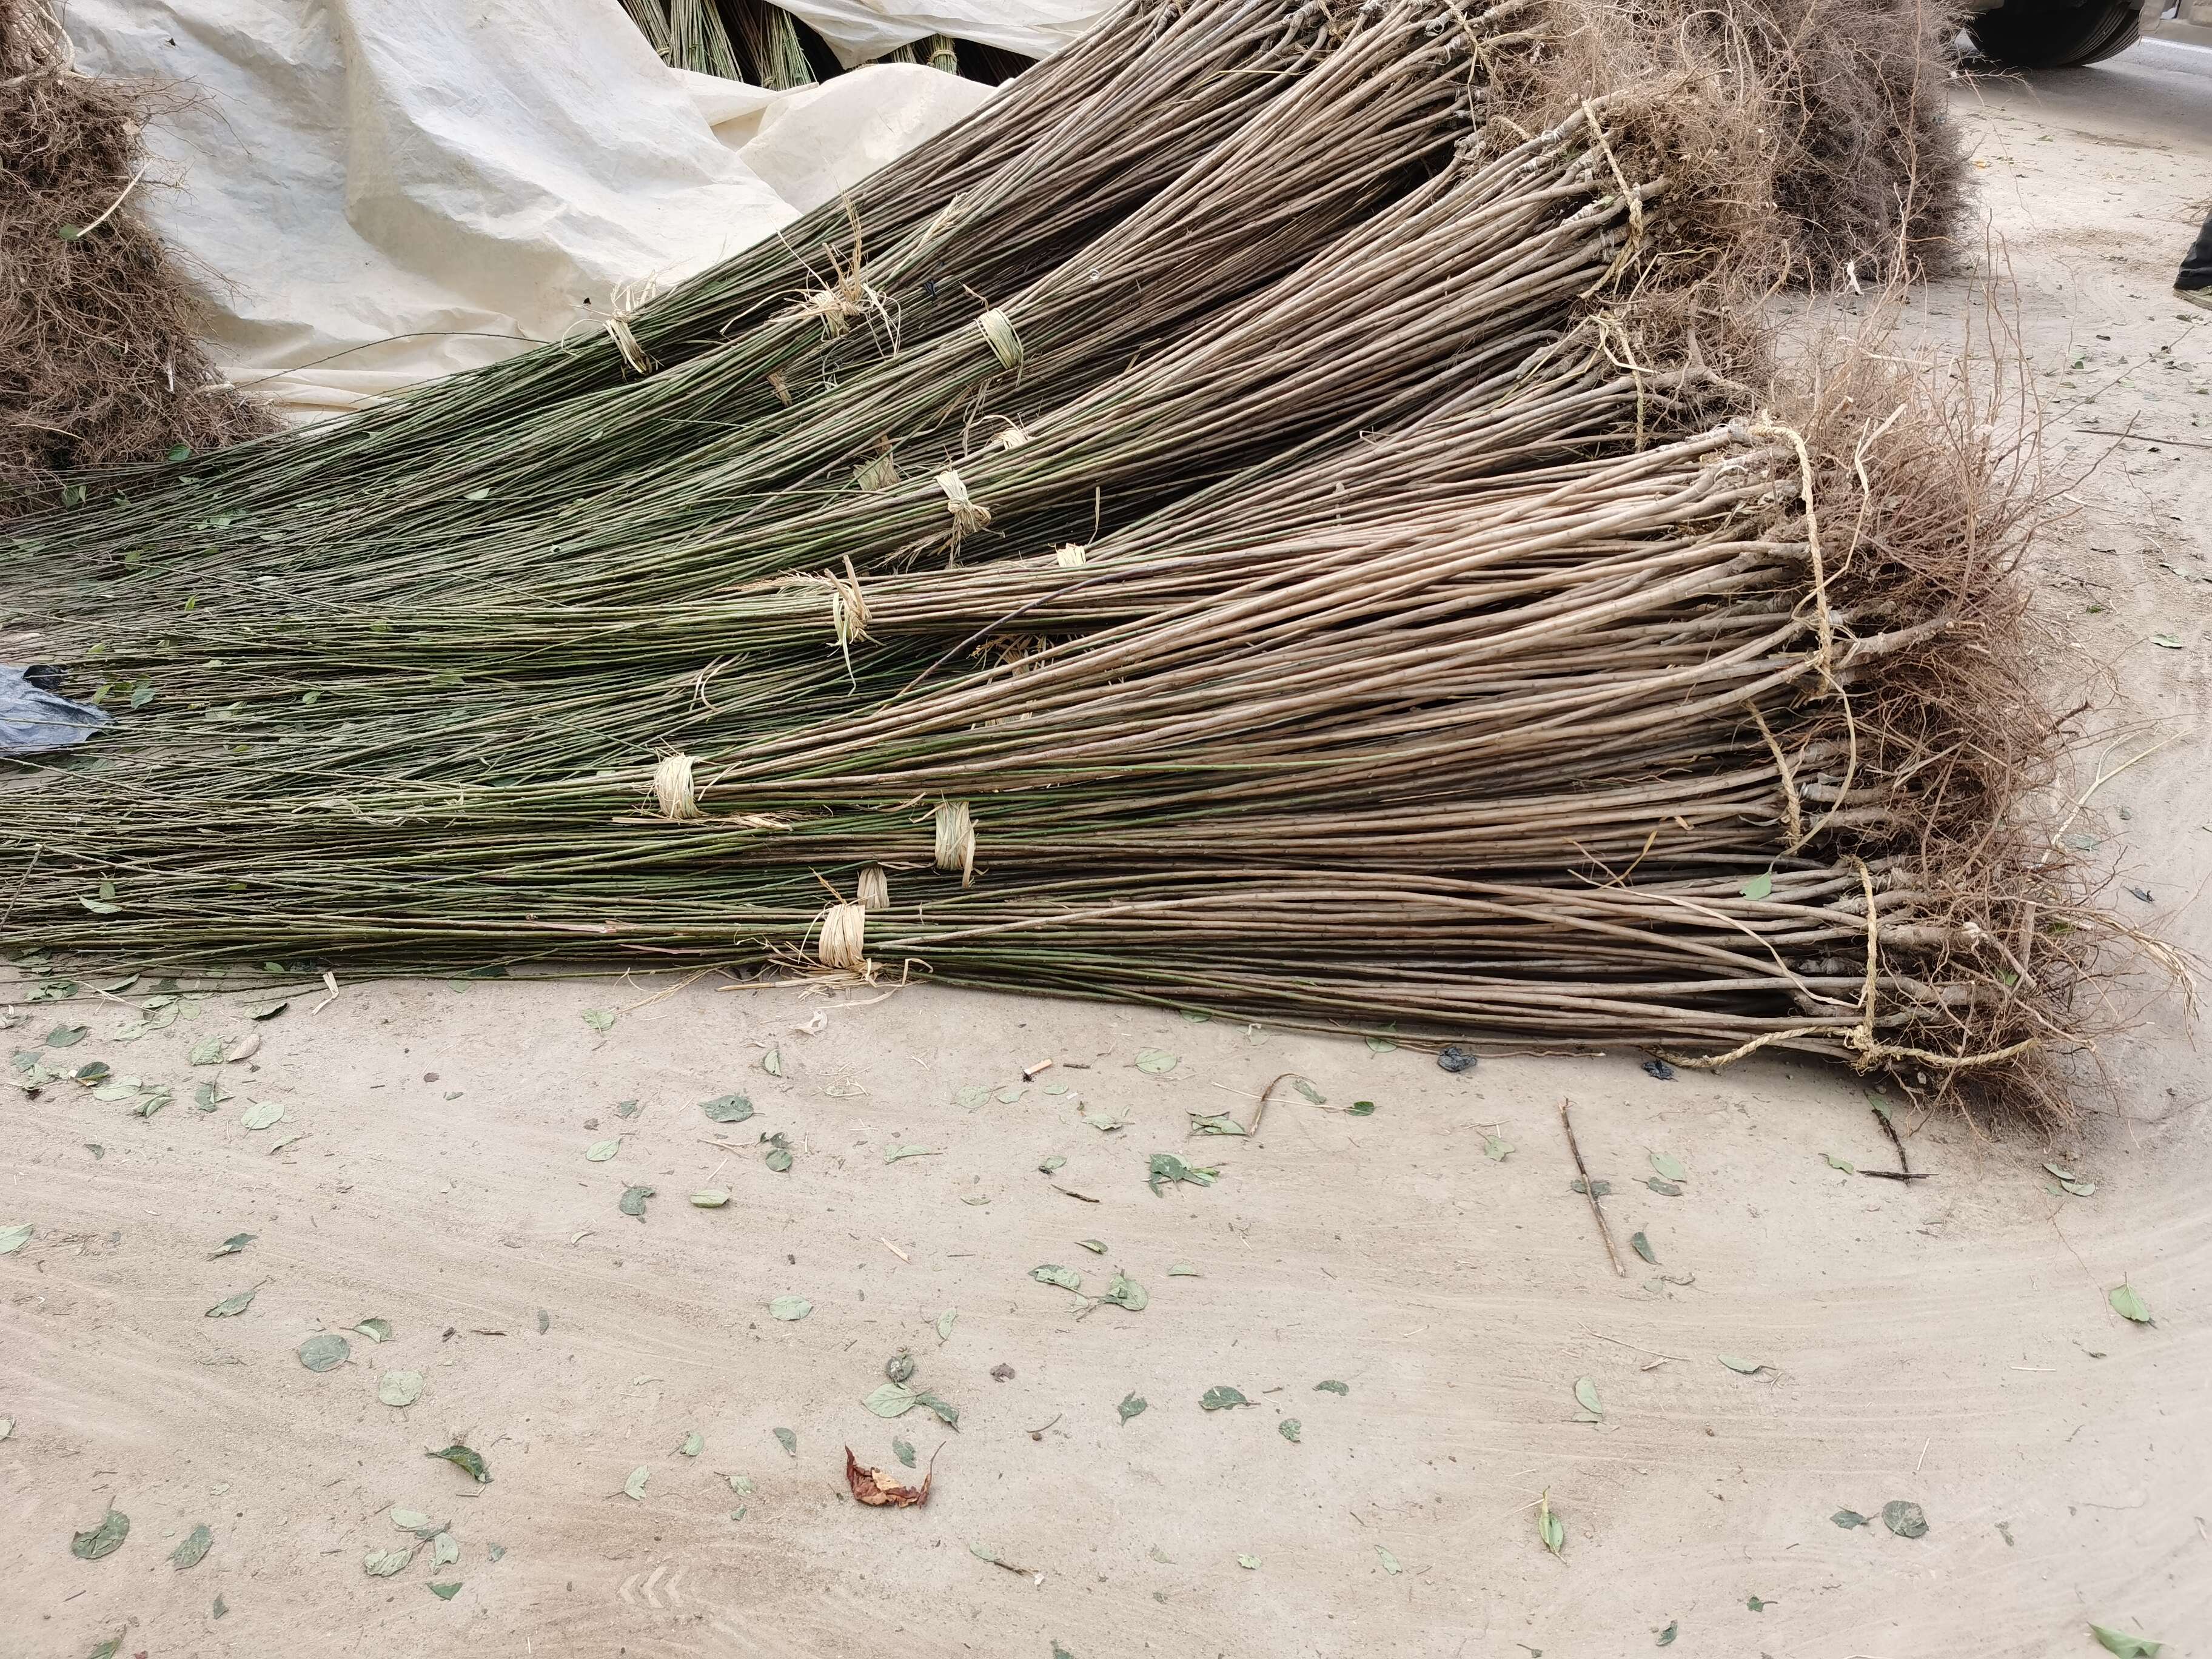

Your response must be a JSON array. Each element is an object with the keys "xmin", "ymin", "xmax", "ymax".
[
  {"xmin": 1569, "ymin": 1178, "xmax": 1611, "ymax": 1198},
  {"xmin": 1646, "ymin": 1178, "xmax": 1682, "ymax": 1197},
  {"xmin": 1375, "ymin": 1543, "xmax": 1401, "ymax": 1574},
  {"xmin": 354, "ymin": 1316, "xmax": 392, "ymax": 1343},
  {"xmin": 1717, "ymin": 1354, "xmax": 1766, "ymax": 1375},
  {"xmin": 240, "ymin": 1100, "xmax": 284, "ymax": 1131},
  {"xmin": 729, "ymin": 1474, "xmax": 755, "ymax": 1495},
  {"xmin": 1279, "ymin": 1418, "xmax": 1301, "ymax": 1443},
  {"xmin": 187, "ymin": 1033, "xmax": 231, "ymax": 1065},
  {"xmin": 865, "ymin": 1382, "xmax": 919, "ymax": 1418},
  {"xmin": 1077, "ymin": 1238, "xmax": 1107, "ymax": 1254},
  {"xmin": 1133, "ymin": 1048, "xmax": 1178, "ymax": 1074},
  {"xmin": 70, "ymin": 1509, "xmax": 130, "ymax": 1560},
  {"xmin": 2108, "ymin": 1284, "xmax": 2152, "ymax": 1324},
  {"xmin": 1166, "ymin": 1262, "xmax": 1199, "ymax": 1276},
  {"xmin": 364, "ymin": 1546, "xmax": 412, "ymax": 1577},
  {"xmin": 883, "ymin": 1144, "xmax": 939, "ymax": 1163},
  {"xmin": 1748, "ymin": 1595, "xmax": 1769, "ymax": 1612},
  {"xmin": 773, "ymin": 1427, "xmax": 797, "ymax": 1455},
  {"xmin": 690, "ymin": 1189, "xmax": 729, "ymax": 1207},
  {"xmin": 1346, "ymin": 1099, "xmax": 1377, "ymax": 1118},
  {"xmin": 914, "ymin": 1390, "xmax": 959, "ymax": 1429},
  {"xmin": 1236, "ymin": 1553, "xmax": 1260, "ymax": 1570},
  {"xmin": 1186, "ymin": 1111, "xmax": 1243, "ymax": 1136},
  {"xmin": 2090, "ymin": 1624, "xmax": 2165, "ymax": 1658},
  {"xmin": 936, "ymin": 1309, "xmax": 957, "ymax": 1343},
  {"xmin": 760, "ymin": 1133, "xmax": 793, "ymax": 1173},
  {"xmin": 1200, "ymin": 1386, "xmax": 1251, "ymax": 1412},
  {"xmin": 1573, "ymin": 1377, "xmax": 1601, "ymax": 1421},
  {"xmin": 585, "ymin": 1138, "xmax": 620, "ymax": 1162},
  {"xmin": 1740, "ymin": 871, "xmax": 1774, "ymax": 901},
  {"xmin": 209, "ymin": 1232, "xmax": 255, "ymax": 1258},
  {"xmin": 893, "ymin": 1437, "xmax": 916, "ymax": 1467},
  {"xmin": 204, "ymin": 1288, "xmax": 258, "ymax": 1318},
  {"xmin": 1657, "ymin": 1622, "xmax": 1677, "ymax": 1646},
  {"xmin": 1631, "ymin": 1232, "xmax": 1657, "ymax": 1265},
  {"xmin": 582, "ymin": 1008, "xmax": 616, "ymax": 1033},
  {"xmin": 1484, "ymin": 1134, "xmax": 1513, "ymax": 1161},
  {"xmin": 427, "ymin": 1443, "xmax": 491, "ymax": 1483},
  {"xmin": 679, "ymin": 1432, "xmax": 703, "ymax": 1457},
  {"xmin": 379, "ymin": 1370, "xmax": 424, "ymax": 1407},
  {"xmin": 1292, "ymin": 1077, "xmax": 1327, "ymax": 1105},
  {"xmin": 298, "ymin": 1334, "xmax": 350, "ymax": 1372},
  {"xmin": 954, "ymin": 1084, "xmax": 991, "ymax": 1109},
  {"xmin": 1882, "ymin": 1500, "xmax": 1928, "ymax": 1539},
  {"xmin": 700, "ymin": 1093, "xmax": 754, "ymax": 1123},
  {"xmin": 1650, "ymin": 1152, "xmax": 1686, "ymax": 1182},
  {"xmin": 1147, "ymin": 1151, "xmax": 1219, "ymax": 1195},
  {"xmin": 1365, "ymin": 1034, "xmax": 1396, "ymax": 1053},
  {"xmin": 1538, "ymin": 1490, "xmax": 1565, "ymax": 1557},
  {"xmin": 1118, "ymin": 1393, "xmax": 1148, "ymax": 1425},
  {"xmin": 390, "ymin": 1508, "xmax": 436, "ymax": 1535},
  {"xmin": 1823, "ymin": 1153, "xmax": 1855, "ymax": 1173},
  {"xmin": 846, "ymin": 1446, "xmax": 933, "ymax": 1506},
  {"xmin": 2150, "ymin": 634, "xmax": 2182, "ymax": 649},
  {"xmin": 623, "ymin": 1466, "xmax": 651, "ymax": 1500},
  {"xmin": 760, "ymin": 1045, "xmax": 784, "ymax": 1077},
  {"xmin": 618, "ymin": 1184, "xmax": 654, "ymax": 1219},
  {"xmin": 1831, "ymin": 1509, "xmax": 1868, "ymax": 1529},
  {"xmin": 769, "ymin": 1295, "xmax": 813, "ymax": 1321},
  {"xmin": 432, "ymin": 1531, "xmax": 459, "ymax": 1566},
  {"xmin": 428, "ymin": 1581, "xmax": 461, "ymax": 1600},
  {"xmin": 45, "ymin": 1023, "xmax": 88, "ymax": 1048},
  {"xmin": 1314, "ymin": 1379, "xmax": 1349, "ymax": 1395}
]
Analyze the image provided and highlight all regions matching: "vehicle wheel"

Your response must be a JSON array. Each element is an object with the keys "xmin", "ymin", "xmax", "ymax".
[{"xmin": 1970, "ymin": 0, "xmax": 2142, "ymax": 67}]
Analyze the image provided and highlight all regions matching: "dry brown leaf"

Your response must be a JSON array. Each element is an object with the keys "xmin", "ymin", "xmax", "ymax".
[{"xmin": 845, "ymin": 1446, "xmax": 932, "ymax": 1507}]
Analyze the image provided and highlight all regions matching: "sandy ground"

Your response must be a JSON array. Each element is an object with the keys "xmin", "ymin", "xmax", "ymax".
[{"xmin": 7, "ymin": 44, "xmax": 2212, "ymax": 1659}]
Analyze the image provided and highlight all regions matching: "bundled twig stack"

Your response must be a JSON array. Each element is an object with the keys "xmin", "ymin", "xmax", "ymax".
[{"xmin": 1, "ymin": 0, "xmax": 2100, "ymax": 1117}]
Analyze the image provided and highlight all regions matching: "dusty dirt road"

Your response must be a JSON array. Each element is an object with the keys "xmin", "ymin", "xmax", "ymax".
[{"xmin": 7, "ymin": 44, "xmax": 2212, "ymax": 1659}]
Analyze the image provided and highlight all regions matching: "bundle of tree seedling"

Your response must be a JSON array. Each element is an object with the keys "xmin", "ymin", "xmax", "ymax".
[{"xmin": 1, "ymin": 0, "xmax": 2098, "ymax": 1116}]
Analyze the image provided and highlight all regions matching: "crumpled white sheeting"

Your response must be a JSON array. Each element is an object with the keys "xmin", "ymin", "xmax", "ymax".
[
  {"xmin": 60, "ymin": 0, "xmax": 993, "ymax": 413},
  {"xmin": 777, "ymin": 0, "xmax": 1111, "ymax": 66}
]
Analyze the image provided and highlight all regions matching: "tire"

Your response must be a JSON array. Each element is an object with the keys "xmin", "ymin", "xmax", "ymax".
[{"xmin": 1970, "ymin": 0, "xmax": 2143, "ymax": 67}]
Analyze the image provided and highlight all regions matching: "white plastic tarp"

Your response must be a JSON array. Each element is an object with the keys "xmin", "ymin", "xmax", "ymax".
[
  {"xmin": 59, "ymin": 1, "xmax": 997, "ymax": 412},
  {"xmin": 777, "ymin": 0, "xmax": 1111, "ymax": 66}
]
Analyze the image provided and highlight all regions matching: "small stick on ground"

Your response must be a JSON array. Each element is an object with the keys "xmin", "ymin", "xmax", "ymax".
[
  {"xmin": 1559, "ymin": 1097, "xmax": 1625, "ymax": 1277},
  {"xmin": 1862, "ymin": 1104, "xmax": 1928, "ymax": 1181}
]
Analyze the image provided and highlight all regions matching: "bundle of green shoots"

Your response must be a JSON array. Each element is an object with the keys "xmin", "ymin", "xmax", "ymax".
[{"xmin": 1, "ymin": 0, "xmax": 2101, "ymax": 1114}]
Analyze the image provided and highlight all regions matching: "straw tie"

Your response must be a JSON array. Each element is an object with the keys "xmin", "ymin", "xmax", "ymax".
[
  {"xmin": 936, "ymin": 470, "xmax": 991, "ymax": 538},
  {"xmin": 1054, "ymin": 544, "xmax": 1087, "ymax": 567},
  {"xmin": 652, "ymin": 754, "xmax": 703, "ymax": 822},
  {"xmin": 816, "ymin": 902, "xmax": 868, "ymax": 971},
  {"xmin": 933, "ymin": 799, "xmax": 977, "ymax": 885},
  {"xmin": 977, "ymin": 308, "xmax": 1023, "ymax": 370},
  {"xmin": 856, "ymin": 863, "xmax": 890, "ymax": 910}
]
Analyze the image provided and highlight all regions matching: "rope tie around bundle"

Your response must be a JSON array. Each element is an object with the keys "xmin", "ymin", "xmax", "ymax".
[
  {"xmin": 933, "ymin": 798, "xmax": 977, "ymax": 885},
  {"xmin": 651, "ymin": 753, "xmax": 702, "ymax": 822},
  {"xmin": 977, "ymin": 307, "xmax": 1024, "ymax": 371},
  {"xmin": 605, "ymin": 315, "xmax": 652, "ymax": 375},
  {"xmin": 1054, "ymin": 544, "xmax": 1087, "ymax": 567},
  {"xmin": 991, "ymin": 421, "xmax": 1032, "ymax": 452},
  {"xmin": 936, "ymin": 470, "xmax": 992, "ymax": 540},
  {"xmin": 815, "ymin": 901, "xmax": 869, "ymax": 972},
  {"xmin": 795, "ymin": 278, "xmax": 884, "ymax": 337},
  {"xmin": 857, "ymin": 864, "xmax": 890, "ymax": 910}
]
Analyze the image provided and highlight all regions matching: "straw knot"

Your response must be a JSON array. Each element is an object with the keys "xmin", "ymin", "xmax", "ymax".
[
  {"xmin": 796, "ymin": 279, "xmax": 882, "ymax": 338},
  {"xmin": 816, "ymin": 902, "xmax": 870, "ymax": 973},
  {"xmin": 651, "ymin": 754, "xmax": 702, "ymax": 822},
  {"xmin": 1054, "ymin": 543, "xmax": 1087, "ymax": 568},
  {"xmin": 991, "ymin": 421, "xmax": 1033, "ymax": 452},
  {"xmin": 856, "ymin": 863, "xmax": 890, "ymax": 910},
  {"xmin": 605, "ymin": 315, "xmax": 652, "ymax": 376},
  {"xmin": 977, "ymin": 308, "xmax": 1023, "ymax": 370},
  {"xmin": 936, "ymin": 470, "xmax": 991, "ymax": 538},
  {"xmin": 933, "ymin": 799, "xmax": 976, "ymax": 885}
]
